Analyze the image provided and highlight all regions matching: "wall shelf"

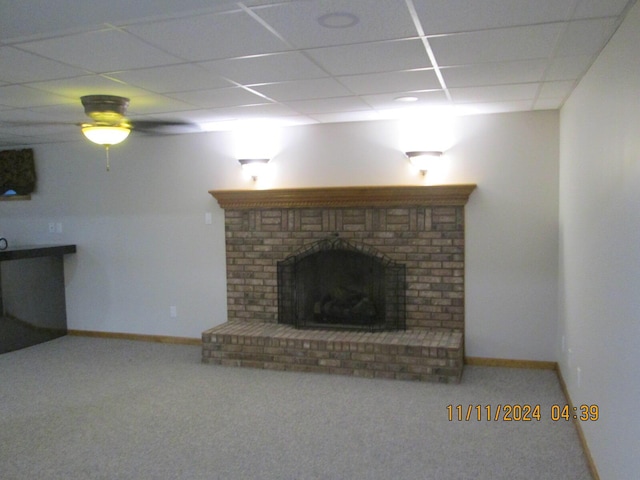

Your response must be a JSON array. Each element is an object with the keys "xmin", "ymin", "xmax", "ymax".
[{"xmin": 0, "ymin": 195, "xmax": 31, "ymax": 201}]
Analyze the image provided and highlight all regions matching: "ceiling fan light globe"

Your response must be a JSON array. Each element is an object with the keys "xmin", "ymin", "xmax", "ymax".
[{"xmin": 82, "ymin": 125, "xmax": 130, "ymax": 146}]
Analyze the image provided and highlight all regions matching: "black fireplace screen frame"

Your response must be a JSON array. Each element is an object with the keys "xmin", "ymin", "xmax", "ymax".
[{"xmin": 277, "ymin": 236, "xmax": 406, "ymax": 332}]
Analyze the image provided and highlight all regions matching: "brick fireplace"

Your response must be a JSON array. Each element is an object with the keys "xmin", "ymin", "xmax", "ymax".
[{"xmin": 202, "ymin": 185, "xmax": 476, "ymax": 383}]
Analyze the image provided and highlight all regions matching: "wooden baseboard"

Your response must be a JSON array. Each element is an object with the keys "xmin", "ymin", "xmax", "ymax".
[
  {"xmin": 67, "ymin": 329, "xmax": 201, "ymax": 346},
  {"xmin": 464, "ymin": 356, "xmax": 557, "ymax": 370},
  {"xmin": 555, "ymin": 368, "xmax": 600, "ymax": 480}
]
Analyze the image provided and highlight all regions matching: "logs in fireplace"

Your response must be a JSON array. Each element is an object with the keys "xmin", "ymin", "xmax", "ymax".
[{"xmin": 277, "ymin": 236, "xmax": 406, "ymax": 332}]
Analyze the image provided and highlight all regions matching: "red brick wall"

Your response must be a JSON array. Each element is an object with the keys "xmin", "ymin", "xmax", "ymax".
[{"xmin": 223, "ymin": 206, "xmax": 465, "ymax": 331}]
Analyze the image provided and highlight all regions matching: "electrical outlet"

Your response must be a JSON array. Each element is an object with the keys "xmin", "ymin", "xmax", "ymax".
[
  {"xmin": 205, "ymin": 212, "xmax": 212, "ymax": 225},
  {"xmin": 48, "ymin": 222, "xmax": 56, "ymax": 233},
  {"xmin": 170, "ymin": 306, "xmax": 177, "ymax": 318}
]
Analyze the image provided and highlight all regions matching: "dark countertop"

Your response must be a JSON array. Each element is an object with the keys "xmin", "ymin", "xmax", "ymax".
[{"xmin": 0, "ymin": 244, "xmax": 77, "ymax": 262}]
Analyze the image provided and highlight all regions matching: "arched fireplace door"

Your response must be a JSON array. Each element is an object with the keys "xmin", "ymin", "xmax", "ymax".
[{"xmin": 277, "ymin": 236, "xmax": 406, "ymax": 332}]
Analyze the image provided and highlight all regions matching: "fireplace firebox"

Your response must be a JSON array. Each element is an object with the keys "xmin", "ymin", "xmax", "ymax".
[{"xmin": 278, "ymin": 236, "xmax": 406, "ymax": 332}]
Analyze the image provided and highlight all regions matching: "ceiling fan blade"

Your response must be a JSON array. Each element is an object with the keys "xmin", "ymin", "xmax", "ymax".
[
  {"xmin": 1, "ymin": 96, "xmax": 201, "ymax": 142},
  {"xmin": 0, "ymin": 120, "xmax": 77, "ymax": 127},
  {"xmin": 129, "ymin": 119, "xmax": 201, "ymax": 135}
]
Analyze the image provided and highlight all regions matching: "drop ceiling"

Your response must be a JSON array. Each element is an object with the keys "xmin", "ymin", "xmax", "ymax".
[{"xmin": 0, "ymin": 0, "xmax": 635, "ymax": 146}]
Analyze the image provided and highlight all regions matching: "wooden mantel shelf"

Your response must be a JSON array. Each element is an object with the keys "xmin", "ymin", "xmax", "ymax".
[{"xmin": 210, "ymin": 185, "xmax": 477, "ymax": 210}]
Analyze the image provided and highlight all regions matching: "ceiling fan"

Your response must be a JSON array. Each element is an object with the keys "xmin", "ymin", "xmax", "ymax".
[
  {"xmin": 1, "ymin": 94, "xmax": 200, "ymax": 171},
  {"xmin": 78, "ymin": 94, "xmax": 200, "ymax": 170}
]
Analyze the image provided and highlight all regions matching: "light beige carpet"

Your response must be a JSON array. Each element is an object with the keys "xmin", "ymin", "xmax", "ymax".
[{"xmin": 0, "ymin": 336, "xmax": 591, "ymax": 480}]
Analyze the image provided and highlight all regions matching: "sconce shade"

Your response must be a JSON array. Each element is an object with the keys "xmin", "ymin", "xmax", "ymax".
[
  {"xmin": 239, "ymin": 158, "xmax": 270, "ymax": 180},
  {"xmin": 81, "ymin": 125, "xmax": 130, "ymax": 146},
  {"xmin": 405, "ymin": 150, "xmax": 443, "ymax": 174}
]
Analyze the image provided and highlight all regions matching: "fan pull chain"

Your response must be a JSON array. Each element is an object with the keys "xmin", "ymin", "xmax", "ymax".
[{"xmin": 105, "ymin": 145, "xmax": 111, "ymax": 171}]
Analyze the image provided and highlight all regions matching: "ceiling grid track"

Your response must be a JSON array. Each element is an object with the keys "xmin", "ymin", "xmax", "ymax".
[
  {"xmin": 404, "ymin": 0, "xmax": 452, "ymax": 103},
  {"xmin": 235, "ymin": 1, "xmax": 362, "ymax": 107}
]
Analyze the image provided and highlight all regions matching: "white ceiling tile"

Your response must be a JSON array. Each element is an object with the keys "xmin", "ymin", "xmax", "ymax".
[
  {"xmin": 254, "ymin": 0, "xmax": 417, "ymax": 49},
  {"xmin": 338, "ymin": 70, "xmax": 441, "ymax": 95},
  {"xmin": 537, "ymin": 81, "xmax": 575, "ymax": 99},
  {"xmin": 26, "ymin": 103, "xmax": 91, "ymax": 123},
  {"xmin": 573, "ymin": 0, "xmax": 633, "ymax": 19},
  {"xmin": 450, "ymin": 83, "xmax": 539, "ymax": 104},
  {"xmin": 28, "ymin": 75, "xmax": 153, "ymax": 100},
  {"xmin": 18, "ymin": 28, "xmax": 183, "ymax": 73},
  {"xmin": 544, "ymin": 55, "xmax": 594, "ymax": 81},
  {"xmin": 243, "ymin": 0, "xmax": 295, "ymax": 7},
  {"xmin": 124, "ymin": 95, "xmax": 201, "ymax": 115},
  {"xmin": 168, "ymin": 87, "xmax": 269, "ymax": 108},
  {"xmin": 362, "ymin": 90, "xmax": 449, "ymax": 110},
  {"xmin": 534, "ymin": 97, "xmax": 564, "ymax": 110},
  {"xmin": 0, "ymin": 85, "xmax": 72, "ymax": 108},
  {"xmin": 250, "ymin": 78, "xmax": 352, "ymax": 102},
  {"xmin": 285, "ymin": 96, "xmax": 373, "ymax": 115},
  {"xmin": 309, "ymin": 110, "xmax": 385, "ymax": 124},
  {"xmin": 413, "ymin": 0, "xmax": 576, "ymax": 35},
  {"xmin": 0, "ymin": 107, "xmax": 69, "ymax": 123},
  {"xmin": 162, "ymin": 109, "xmax": 238, "ymax": 125},
  {"xmin": 108, "ymin": 65, "xmax": 232, "ymax": 94},
  {"xmin": 200, "ymin": 52, "xmax": 328, "ymax": 85},
  {"xmin": 0, "ymin": 0, "xmax": 634, "ymax": 145},
  {"xmin": 201, "ymin": 114, "xmax": 317, "ymax": 131},
  {"xmin": 125, "ymin": 10, "xmax": 290, "ymax": 62},
  {"xmin": 305, "ymin": 39, "xmax": 430, "ymax": 76},
  {"xmin": 0, "ymin": 47, "xmax": 88, "ymax": 84},
  {"xmin": 217, "ymin": 102, "xmax": 300, "ymax": 117},
  {"xmin": 555, "ymin": 18, "xmax": 619, "ymax": 57},
  {"xmin": 0, "ymin": 1, "xmax": 233, "ymax": 43},
  {"xmin": 197, "ymin": 103, "xmax": 302, "ymax": 123},
  {"xmin": 454, "ymin": 100, "xmax": 537, "ymax": 115},
  {"xmin": 430, "ymin": 24, "xmax": 563, "ymax": 66},
  {"xmin": 441, "ymin": 59, "xmax": 548, "ymax": 88}
]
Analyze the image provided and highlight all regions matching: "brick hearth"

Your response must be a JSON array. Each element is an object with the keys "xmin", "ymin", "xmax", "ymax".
[
  {"xmin": 202, "ymin": 322, "xmax": 463, "ymax": 382},
  {"xmin": 203, "ymin": 185, "xmax": 476, "ymax": 383}
]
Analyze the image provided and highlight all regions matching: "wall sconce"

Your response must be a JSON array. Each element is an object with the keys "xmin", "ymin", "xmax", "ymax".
[
  {"xmin": 405, "ymin": 150, "xmax": 443, "ymax": 176},
  {"xmin": 238, "ymin": 158, "xmax": 270, "ymax": 181}
]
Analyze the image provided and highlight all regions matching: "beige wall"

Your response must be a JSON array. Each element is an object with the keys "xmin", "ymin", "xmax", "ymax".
[
  {"xmin": 1, "ymin": 110, "xmax": 559, "ymax": 362},
  {"xmin": 559, "ymin": 1, "xmax": 640, "ymax": 477}
]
